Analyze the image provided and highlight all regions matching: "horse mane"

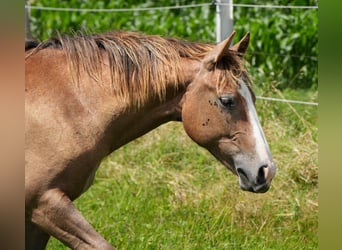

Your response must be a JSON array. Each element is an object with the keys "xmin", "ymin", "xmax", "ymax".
[
  {"xmin": 25, "ymin": 31, "xmax": 250, "ymax": 108},
  {"xmin": 25, "ymin": 40, "xmax": 40, "ymax": 51}
]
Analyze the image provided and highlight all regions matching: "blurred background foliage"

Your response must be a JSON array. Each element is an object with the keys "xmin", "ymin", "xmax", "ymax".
[{"xmin": 27, "ymin": 0, "xmax": 318, "ymax": 90}]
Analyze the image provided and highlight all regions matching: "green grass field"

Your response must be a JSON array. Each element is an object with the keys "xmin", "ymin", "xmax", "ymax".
[{"xmin": 47, "ymin": 86, "xmax": 317, "ymax": 249}]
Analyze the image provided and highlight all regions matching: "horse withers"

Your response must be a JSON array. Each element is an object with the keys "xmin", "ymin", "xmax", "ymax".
[{"xmin": 25, "ymin": 30, "xmax": 276, "ymax": 249}]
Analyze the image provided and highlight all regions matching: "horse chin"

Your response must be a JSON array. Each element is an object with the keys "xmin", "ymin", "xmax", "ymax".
[{"xmin": 238, "ymin": 176, "xmax": 270, "ymax": 193}]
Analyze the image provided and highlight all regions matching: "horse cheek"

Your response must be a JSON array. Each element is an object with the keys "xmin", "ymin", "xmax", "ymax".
[{"xmin": 181, "ymin": 102, "xmax": 210, "ymax": 147}]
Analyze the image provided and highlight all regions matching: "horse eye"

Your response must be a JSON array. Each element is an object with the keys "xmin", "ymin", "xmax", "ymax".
[{"xmin": 219, "ymin": 95, "xmax": 235, "ymax": 109}]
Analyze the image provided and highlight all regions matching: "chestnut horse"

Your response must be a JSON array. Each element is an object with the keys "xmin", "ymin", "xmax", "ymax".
[{"xmin": 25, "ymin": 30, "xmax": 276, "ymax": 249}]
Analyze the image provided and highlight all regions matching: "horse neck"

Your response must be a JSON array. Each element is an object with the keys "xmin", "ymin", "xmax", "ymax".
[
  {"xmin": 137, "ymin": 57, "xmax": 201, "ymax": 121},
  {"xmin": 105, "ymin": 57, "xmax": 201, "ymax": 151}
]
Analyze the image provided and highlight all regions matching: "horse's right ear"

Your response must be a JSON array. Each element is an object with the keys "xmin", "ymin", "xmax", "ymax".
[
  {"xmin": 203, "ymin": 31, "xmax": 236, "ymax": 70},
  {"xmin": 229, "ymin": 32, "xmax": 250, "ymax": 57}
]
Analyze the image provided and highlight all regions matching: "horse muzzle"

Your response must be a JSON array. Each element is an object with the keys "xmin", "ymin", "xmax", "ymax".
[{"xmin": 236, "ymin": 161, "xmax": 276, "ymax": 193}]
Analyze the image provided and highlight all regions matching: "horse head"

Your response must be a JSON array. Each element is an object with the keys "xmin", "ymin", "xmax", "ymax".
[{"xmin": 181, "ymin": 31, "xmax": 276, "ymax": 193}]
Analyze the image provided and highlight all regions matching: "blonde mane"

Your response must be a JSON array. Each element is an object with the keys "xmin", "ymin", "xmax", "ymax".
[{"xmin": 26, "ymin": 31, "xmax": 250, "ymax": 108}]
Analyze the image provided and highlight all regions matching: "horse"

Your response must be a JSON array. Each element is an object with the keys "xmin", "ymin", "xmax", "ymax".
[{"xmin": 25, "ymin": 30, "xmax": 276, "ymax": 249}]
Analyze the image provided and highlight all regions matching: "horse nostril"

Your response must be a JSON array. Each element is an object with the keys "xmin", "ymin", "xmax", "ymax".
[
  {"xmin": 256, "ymin": 165, "xmax": 267, "ymax": 184},
  {"xmin": 237, "ymin": 168, "xmax": 248, "ymax": 180}
]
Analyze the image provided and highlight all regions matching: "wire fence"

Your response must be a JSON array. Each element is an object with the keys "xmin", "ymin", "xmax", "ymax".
[
  {"xmin": 25, "ymin": 2, "xmax": 318, "ymax": 106},
  {"xmin": 256, "ymin": 96, "xmax": 317, "ymax": 106},
  {"xmin": 25, "ymin": 2, "xmax": 318, "ymax": 12}
]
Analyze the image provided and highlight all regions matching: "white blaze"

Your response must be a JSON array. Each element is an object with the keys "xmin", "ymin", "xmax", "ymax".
[{"xmin": 238, "ymin": 80, "xmax": 272, "ymax": 164}]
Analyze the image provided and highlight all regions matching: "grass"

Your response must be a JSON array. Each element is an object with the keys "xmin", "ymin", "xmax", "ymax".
[{"xmin": 47, "ymin": 86, "xmax": 318, "ymax": 249}]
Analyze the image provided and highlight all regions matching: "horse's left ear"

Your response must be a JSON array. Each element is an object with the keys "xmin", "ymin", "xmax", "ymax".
[
  {"xmin": 230, "ymin": 32, "xmax": 250, "ymax": 56},
  {"xmin": 203, "ymin": 31, "xmax": 236, "ymax": 70}
]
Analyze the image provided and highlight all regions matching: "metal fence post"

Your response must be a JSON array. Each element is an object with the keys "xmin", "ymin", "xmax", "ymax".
[
  {"xmin": 216, "ymin": 0, "xmax": 233, "ymax": 43},
  {"xmin": 25, "ymin": 0, "xmax": 32, "ymax": 40}
]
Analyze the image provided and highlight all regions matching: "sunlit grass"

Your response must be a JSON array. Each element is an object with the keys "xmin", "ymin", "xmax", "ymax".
[{"xmin": 47, "ymin": 87, "xmax": 318, "ymax": 249}]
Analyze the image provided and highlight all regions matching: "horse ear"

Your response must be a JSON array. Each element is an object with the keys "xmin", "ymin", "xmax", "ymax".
[
  {"xmin": 203, "ymin": 31, "xmax": 236, "ymax": 70},
  {"xmin": 229, "ymin": 32, "xmax": 250, "ymax": 56}
]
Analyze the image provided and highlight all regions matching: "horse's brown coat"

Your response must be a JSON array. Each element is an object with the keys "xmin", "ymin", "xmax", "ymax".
[{"xmin": 25, "ymin": 30, "xmax": 275, "ymax": 249}]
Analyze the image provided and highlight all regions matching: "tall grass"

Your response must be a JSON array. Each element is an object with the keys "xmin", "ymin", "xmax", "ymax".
[{"xmin": 47, "ymin": 87, "xmax": 317, "ymax": 249}]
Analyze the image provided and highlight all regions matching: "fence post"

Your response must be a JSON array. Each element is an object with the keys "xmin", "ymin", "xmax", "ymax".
[
  {"xmin": 25, "ymin": 0, "xmax": 32, "ymax": 40},
  {"xmin": 215, "ymin": 0, "xmax": 233, "ymax": 43}
]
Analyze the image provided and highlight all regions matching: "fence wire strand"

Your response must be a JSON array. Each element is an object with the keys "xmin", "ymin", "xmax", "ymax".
[
  {"xmin": 25, "ymin": 3, "xmax": 212, "ymax": 12},
  {"xmin": 256, "ymin": 96, "xmax": 318, "ymax": 106},
  {"xmin": 217, "ymin": 2, "xmax": 318, "ymax": 9}
]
